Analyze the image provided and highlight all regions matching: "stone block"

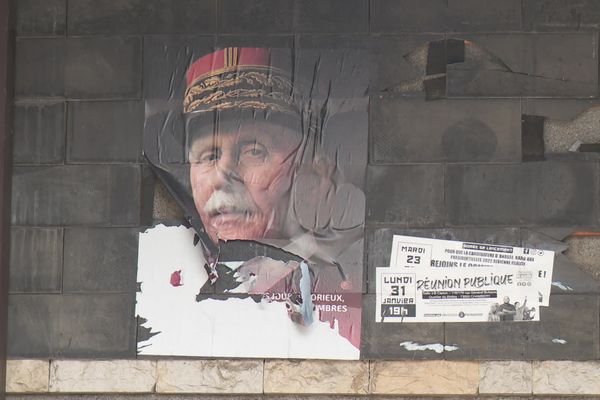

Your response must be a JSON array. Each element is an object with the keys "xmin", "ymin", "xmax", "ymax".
[
  {"xmin": 447, "ymin": 33, "xmax": 598, "ymax": 98},
  {"xmin": 156, "ymin": 360, "xmax": 262, "ymax": 393},
  {"xmin": 361, "ymin": 294, "xmax": 445, "ymax": 359},
  {"xmin": 445, "ymin": 162, "xmax": 598, "ymax": 226},
  {"xmin": 294, "ymin": 0, "xmax": 368, "ymax": 33},
  {"xmin": 371, "ymin": 98, "xmax": 521, "ymax": 163},
  {"xmin": 479, "ymin": 361, "xmax": 533, "ymax": 395},
  {"xmin": 6, "ymin": 360, "xmax": 50, "ymax": 393},
  {"xmin": 67, "ymin": 0, "xmax": 215, "ymax": 34},
  {"xmin": 444, "ymin": 294, "xmax": 600, "ymax": 360},
  {"xmin": 11, "ymin": 165, "xmax": 141, "ymax": 226},
  {"xmin": 366, "ymin": 165, "xmax": 444, "ymax": 227},
  {"xmin": 370, "ymin": 34, "xmax": 442, "ymax": 94},
  {"xmin": 13, "ymin": 101, "xmax": 65, "ymax": 164},
  {"xmin": 49, "ymin": 360, "xmax": 156, "ymax": 393},
  {"xmin": 8, "ymin": 293, "xmax": 136, "ymax": 358},
  {"xmin": 63, "ymin": 228, "xmax": 138, "ymax": 293},
  {"xmin": 218, "ymin": 0, "xmax": 293, "ymax": 34},
  {"xmin": 67, "ymin": 101, "xmax": 143, "ymax": 162},
  {"xmin": 365, "ymin": 227, "xmax": 520, "ymax": 293},
  {"xmin": 16, "ymin": 0, "xmax": 66, "ymax": 36},
  {"xmin": 65, "ymin": 37, "xmax": 141, "ymax": 99},
  {"xmin": 370, "ymin": 0, "xmax": 521, "ymax": 32},
  {"xmin": 9, "ymin": 227, "xmax": 63, "ymax": 293},
  {"xmin": 533, "ymin": 361, "xmax": 600, "ymax": 395},
  {"xmin": 15, "ymin": 38, "xmax": 65, "ymax": 97},
  {"xmin": 370, "ymin": 360, "xmax": 478, "ymax": 395},
  {"xmin": 523, "ymin": 0, "xmax": 600, "ymax": 31},
  {"xmin": 264, "ymin": 360, "xmax": 368, "ymax": 394},
  {"xmin": 142, "ymin": 36, "xmax": 214, "ymax": 100}
]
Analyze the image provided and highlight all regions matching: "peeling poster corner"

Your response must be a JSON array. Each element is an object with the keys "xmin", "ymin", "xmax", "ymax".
[{"xmin": 136, "ymin": 47, "xmax": 368, "ymax": 359}]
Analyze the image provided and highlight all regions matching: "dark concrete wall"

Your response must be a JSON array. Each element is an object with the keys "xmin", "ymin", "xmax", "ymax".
[{"xmin": 9, "ymin": 0, "xmax": 600, "ymax": 360}]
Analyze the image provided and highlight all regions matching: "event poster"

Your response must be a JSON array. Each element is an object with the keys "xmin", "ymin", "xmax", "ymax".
[
  {"xmin": 136, "ymin": 46, "xmax": 368, "ymax": 359},
  {"xmin": 376, "ymin": 235, "xmax": 555, "ymax": 323}
]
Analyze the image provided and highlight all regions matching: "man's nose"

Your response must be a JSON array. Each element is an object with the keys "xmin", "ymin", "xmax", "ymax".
[{"xmin": 212, "ymin": 151, "xmax": 242, "ymax": 185}]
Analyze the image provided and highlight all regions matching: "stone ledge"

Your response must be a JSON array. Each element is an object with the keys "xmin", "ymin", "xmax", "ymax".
[
  {"xmin": 6, "ymin": 359, "xmax": 600, "ymax": 395},
  {"xmin": 264, "ymin": 360, "xmax": 369, "ymax": 394},
  {"xmin": 479, "ymin": 361, "xmax": 533, "ymax": 395},
  {"xmin": 49, "ymin": 360, "xmax": 156, "ymax": 393},
  {"xmin": 6, "ymin": 359, "xmax": 49, "ymax": 393},
  {"xmin": 370, "ymin": 360, "xmax": 479, "ymax": 395},
  {"xmin": 156, "ymin": 359, "xmax": 263, "ymax": 393},
  {"xmin": 533, "ymin": 361, "xmax": 600, "ymax": 395}
]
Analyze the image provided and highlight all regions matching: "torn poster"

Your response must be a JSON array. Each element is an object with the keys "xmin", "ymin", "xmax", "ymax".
[
  {"xmin": 376, "ymin": 235, "xmax": 554, "ymax": 323},
  {"xmin": 136, "ymin": 46, "xmax": 368, "ymax": 359}
]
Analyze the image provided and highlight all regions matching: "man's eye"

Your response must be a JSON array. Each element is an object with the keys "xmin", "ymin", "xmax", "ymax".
[
  {"xmin": 191, "ymin": 149, "xmax": 220, "ymax": 164},
  {"xmin": 241, "ymin": 143, "xmax": 267, "ymax": 158}
]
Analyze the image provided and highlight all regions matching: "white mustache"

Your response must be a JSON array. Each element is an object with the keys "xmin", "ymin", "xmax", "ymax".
[{"xmin": 203, "ymin": 184, "xmax": 257, "ymax": 216}]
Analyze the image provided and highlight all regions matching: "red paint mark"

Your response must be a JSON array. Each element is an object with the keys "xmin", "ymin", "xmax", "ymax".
[
  {"xmin": 572, "ymin": 231, "xmax": 600, "ymax": 237},
  {"xmin": 170, "ymin": 270, "xmax": 183, "ymax": 287},
  {"xmin": 340, "ymin": 280, "xmax": 352, "ymax": 290}
]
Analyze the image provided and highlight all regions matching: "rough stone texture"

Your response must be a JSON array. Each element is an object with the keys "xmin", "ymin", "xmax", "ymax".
[
  {"xmin": 11, "ymin": 165, "xmax": 141, "ymax": 226},
  {"xmin": 67, "ymin": 101, "xmax": 143, "ymax": 162},
  {"xmin": 62, "ymin": 228, "xmax": 138, "ymax": 293},
  {"xmin": 49, "ymin": 360, "xmax": 156, "ymax": 393},
  {"xmin": 16, "ymin": 0, "xmax": 66, "ymax": 36},
  {"xmin": 520, "ymin": 229, "xmax": 600, "ymax": 295},
  {"xmin": 67, "ymin": 0, "xmax": 216, "ymax": 34},
  {"xmin": 156, "ymin": 360, "xmax": 263, "ymax": 394},
  {"xmin": 361, "ymin": 294, "xmax": 445, "ymax": 359},
  {"xmin": 8, "ymin": 293, "xmax": 136, "ymax": 358},
  {"xmin": 533, "ymin": 361, "xmax": 600, "ymax": 395},
  {"xmin": 444, "ymin": 295, "xmax": 600, "ymax": 360},
  {"xmin": 445, "ymin": 162, "xmax": 598, "ymax": 226},
  {"xmin": 565, "ymin": 236, "xmax": 600, "ymax": 281},
  {"xmin": 370, "ymin": 361, "xmax": 479, "ymax": 395},
  {"xmin": 479, "ymin": 361, "xmax": 533, "ymax": 395},
  {"xmin": 371, "ymin": 98, "xmax": 521, "ymax": 163},
  {"xmin": 366, "ymin": 165, "xmax": 444, "ymax": 227},
  {"xmin": 366, "ymin": 227, "xmax": 520, "ymax": 293},
  {"xmin": 544, "ymin": 106, "xmax": 600, "ymax": 153},
  {"xmin": 218, "ymin": 0, "xmax": 294, "ymax": 34},
  {"xmin": 15, "ymin": 38, "xmax": 65, "ymax": 97},
  {"xmin": 6, "ymin": 360, "xmax": 50, "ymax": 393},
  {"xmin": 264, "ymin": 360, "xmax": 368, "ymax": 394},
  {"xmin": 371, "ymin": 0, "xmax": 521, "ymax": 32},
  {"xmin": 294, "ymin": 0, "xmax": 368, "ymax": 33},
  {"xmin": 9, "ymin": 227, "xmax": 63, "ymax": 293},
  {"xmin": 65, "ymin": 37, "xmax": 141, "ymax": 99},
  {"xmin": 152, "ymin": 180, "xmax": 185, "ymax": 222},
  {"xmin": 13, "ymin": 101, "xmax": 65, "ymax": 164}
]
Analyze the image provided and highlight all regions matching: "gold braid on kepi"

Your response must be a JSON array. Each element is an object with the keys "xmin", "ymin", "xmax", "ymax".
[{"xmin": 183, "ymin": 48, "xmax": 300, "ymax": 117}]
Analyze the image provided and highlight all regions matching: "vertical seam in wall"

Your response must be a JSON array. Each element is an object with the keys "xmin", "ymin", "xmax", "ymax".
[
  {"xmin": 214, "ymin": 0, "xmax": 219, "ymax": 34},
  {"xmin": 59, "ymin": 227, "xmax": 65, "ymax": 293},
  {"xmin": 262, "ymin": 358, "xmax": 266, "ymax": 394},
  {"xmin": 47, "ymin": 359, "xmax": 52, "ymax": 392},
  {"xmin": 64, "ymin": 0, "xmax": 69, "ymax": 37},
  {"xmin": 367, "ymin": 0, "xmax": 371, "ymax": 34}
]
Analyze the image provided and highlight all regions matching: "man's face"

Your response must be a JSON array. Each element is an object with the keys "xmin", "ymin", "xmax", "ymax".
[
  {"xmin": 188, "ymin": 119, "xmax": 302, "ymax": 243},
  {"xmin": 503, "ymin": 296, "xmax": 510, "ymax": 304}
]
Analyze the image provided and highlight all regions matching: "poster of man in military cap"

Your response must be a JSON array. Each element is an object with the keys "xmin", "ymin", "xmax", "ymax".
[{"xmin": 136, "ymin": 44, "xmax": 368, "ymax": 359}]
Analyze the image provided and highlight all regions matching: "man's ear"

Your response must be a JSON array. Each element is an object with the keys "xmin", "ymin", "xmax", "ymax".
[{"xmin": 291, "ymin": 155, "xmax": 364, "ymax": 233}]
